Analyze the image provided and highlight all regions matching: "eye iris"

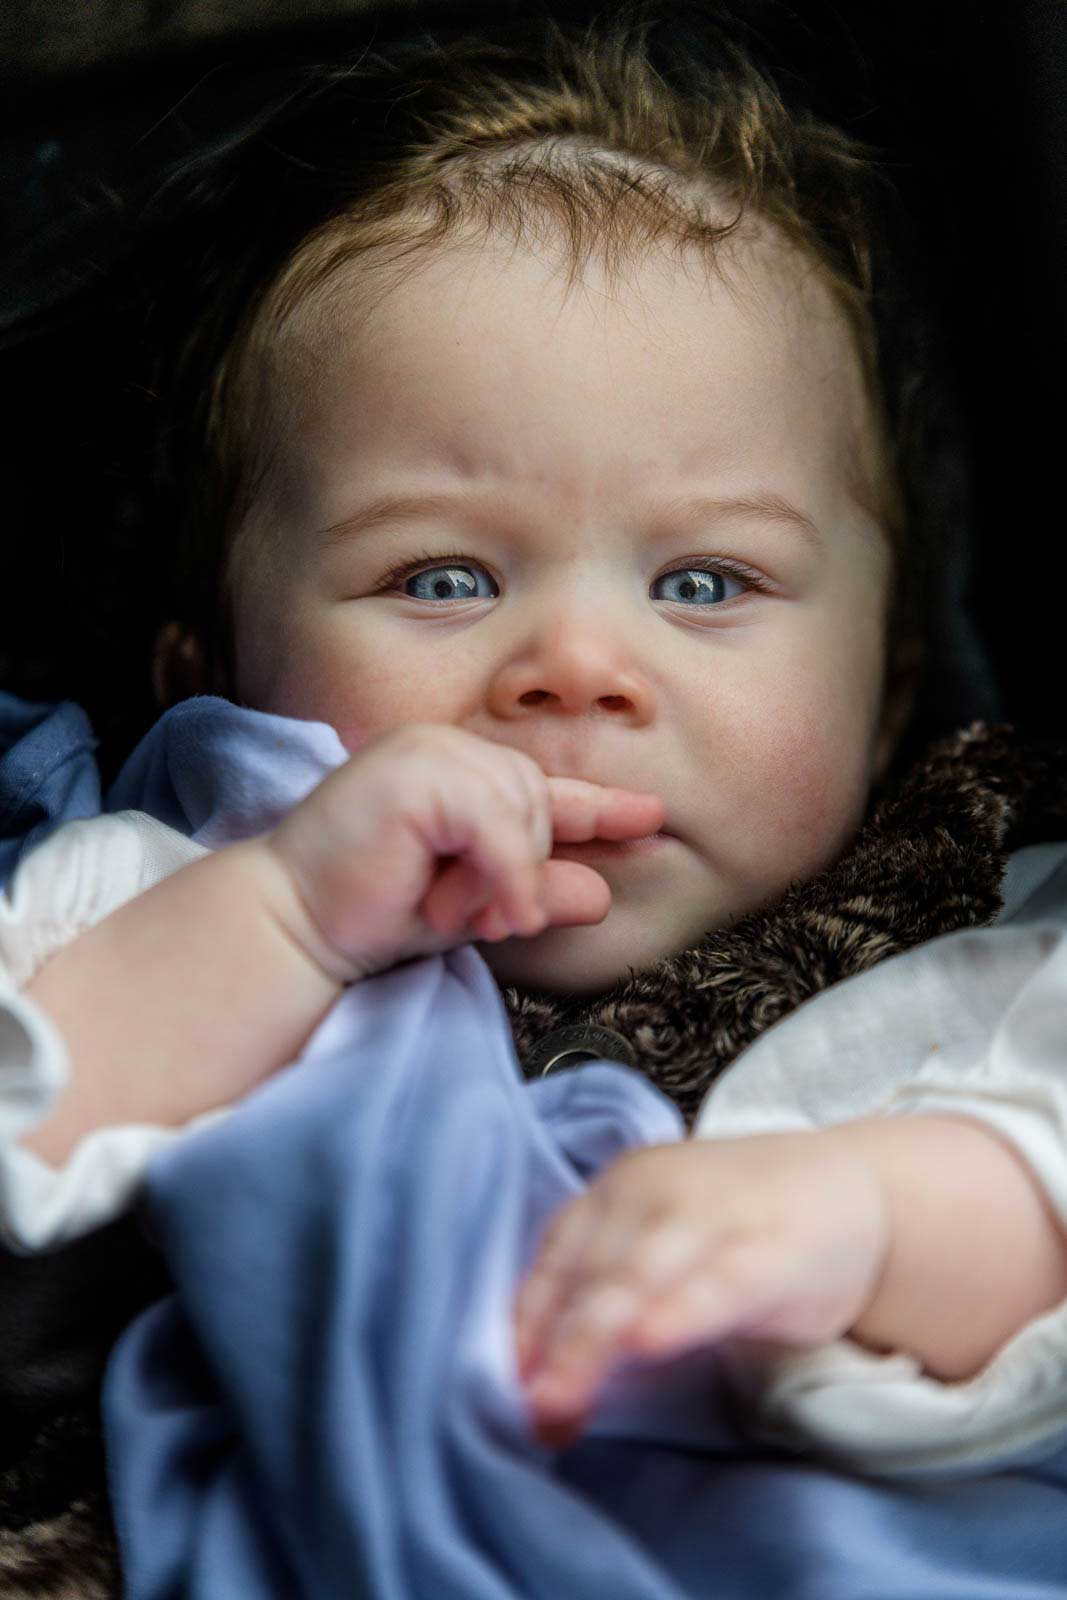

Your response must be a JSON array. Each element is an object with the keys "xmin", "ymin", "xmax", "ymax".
[
  {"xmin": 409, "ymin": 566, "xmax": 480, "ymax": 600},
  {"xmin": 667, "ymin": 569, "xmax": 725, "ymax": 604}
]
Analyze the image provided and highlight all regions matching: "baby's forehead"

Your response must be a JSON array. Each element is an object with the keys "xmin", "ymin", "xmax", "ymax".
[
  {"xmin": 249, "ymin": 216, "xmax": 883, "ymax": 549},
  {"xmin": 279, "ymin": 214, "xmax": 865, "ymax": 415}
]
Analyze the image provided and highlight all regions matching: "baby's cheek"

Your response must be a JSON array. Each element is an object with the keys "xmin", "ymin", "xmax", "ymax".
[{"xmin": 741, "ymin": 696, "xmax": 877, "ymax": 878}]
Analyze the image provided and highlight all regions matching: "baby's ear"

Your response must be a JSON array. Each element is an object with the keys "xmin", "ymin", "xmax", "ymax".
[
  {"xmin": 151, "ymin": 621, "xmax": 213, "ymax": 708},
  {"xmin": 872, "ymin": 635, "xmax": 925, "ymax": 785}
]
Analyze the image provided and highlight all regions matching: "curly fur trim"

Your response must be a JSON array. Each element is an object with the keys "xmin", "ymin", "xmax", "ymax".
[
  {"xmin": 0, "ymin": 1410, "xmax": 118, "ymax": 1598},
  {"xmin": 502, "ymin": 722, "xmax": 1067, "ymax": 1124}
]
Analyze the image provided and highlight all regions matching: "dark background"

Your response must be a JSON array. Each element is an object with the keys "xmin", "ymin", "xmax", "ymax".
[{"xmin": 1, "ymin": 0, "xmax": 1064, "ymax": 782}]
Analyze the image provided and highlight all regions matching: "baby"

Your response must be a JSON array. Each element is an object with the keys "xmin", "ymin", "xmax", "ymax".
[{"xmin": 15, "ymin": 3, "xmax": 1067, "ymax": 1458}]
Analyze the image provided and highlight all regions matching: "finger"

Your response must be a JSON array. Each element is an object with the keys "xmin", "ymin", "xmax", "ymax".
[
  {"xmin": 519, "ymin": 1221, "xmax": 705, "ymax": 1443},
  {"xmin": 422, "ymin": 856, "xmax": 542, "ymax": 941},
  {"xmin": 628, "ymin": 1274, "xmax": 747, "ymax": 1358},
  {"xmin": 526, "ymin": 1368, "xmax": 599, "ymax": 1449},
  {"xmin": 530, "ymin": 1253, "xmax": 764, "ymax": 1418},
  {"xmin": 513, "ymin": 1199, "xmax": 601, "ymax": 1376},
  {"xmin": 538, "ymin": 859, "xmax": 612, "ymax": 927},
  {"xmin": 470, "ymin": 860, "xmax": 613, "ymax": 937},
  {"xmin": 522, "ymin": 1220, "xmax": 699, "ymax": 1398},
  {"xmin": 524, "ymin": 1283, "xmax": 643, "ymax": 1417},
  {"xmin": 523, "ymin": 1284, "xmax": 655, "ymax": 1434},
  {"xmin": 412, "ymin": 764, "xmax": 551, "ymax": 933},
  {"xmin": 548, "ymin": 781, "xmax": 666, "ymax": 845},
  {"xmin": 516, "ymin": 1195, "xmax": 661, "ymax": 1379},
  {"xmin": 420, "ymin": 857, "xmax": 493, "ymax": 937},
  {"xmin": 628, "ymin": 1241, "xmax": 791, "ymax": 1356},
  {"xmin": 423, "ymin": 855, "xmax": 610, "ymax": 942},
  {"xmin": 529, "ymin": 1402, "xmax": 590, "ymax": 1453}
]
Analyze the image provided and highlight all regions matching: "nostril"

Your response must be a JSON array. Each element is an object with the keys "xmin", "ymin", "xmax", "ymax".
[
  {"xmin": 600, "ymin": 696, "xmax": 628, "ymax": 710},
  {"xmin": 519, "ymin": 690, "xmax": 551, "ymax": 706}
]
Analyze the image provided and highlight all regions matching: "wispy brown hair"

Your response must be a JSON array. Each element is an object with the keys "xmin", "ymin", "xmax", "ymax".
[{"xmin": 158, "ymin": 1, "xmax": 930, "ymax": 708}]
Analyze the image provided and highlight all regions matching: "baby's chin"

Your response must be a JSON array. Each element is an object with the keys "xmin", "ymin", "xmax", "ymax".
[{"xmin": 474, "ymin": 917, "xmax": 683, "ymax": 997}]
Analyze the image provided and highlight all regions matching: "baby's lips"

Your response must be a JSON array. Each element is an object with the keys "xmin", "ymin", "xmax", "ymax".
[
  {"xmin": 542, "ymin": 772, "xmax": 667, "ymax": 844},
  {"xmin": 599, "ymin": 787, "xmax": 668, "ymax": 841}
]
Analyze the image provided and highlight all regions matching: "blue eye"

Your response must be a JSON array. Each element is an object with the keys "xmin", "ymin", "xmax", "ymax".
[
  {"xmin": 403, "ymin": 562, "xmax": 498, "ymax": 601},
  {"xmin": 381, "ymin": 553, "xmax": 758, "ymax": 605},
  {"xmin": 651, "ymin": 567, "xmax": 746, "ymax": 605}
]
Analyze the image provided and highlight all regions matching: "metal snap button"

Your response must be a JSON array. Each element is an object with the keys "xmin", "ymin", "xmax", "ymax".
[{"xmin": 526, "ymin": 1023, "xmax": 637, "ymax": 1077}]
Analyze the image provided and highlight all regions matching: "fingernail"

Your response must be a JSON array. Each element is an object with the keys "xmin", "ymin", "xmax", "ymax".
[
  {"xmin": 533, "ymin": 1412, "xmax": 583, "ymax": 1452},
  {"xmin": 515, "ymin": 1332, "xmax": 539, "ymax": 1378},
  {"xmin": 527, "ymin": 1369, "xmax": 576, "ymax": 1408}
]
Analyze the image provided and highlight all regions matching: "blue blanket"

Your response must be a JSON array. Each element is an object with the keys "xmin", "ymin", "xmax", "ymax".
[
  {"xmin": 0, "ymin": 692, "xmax": 99, "ymax": 884},
  {"xmin": 5, "ymin": 694, "xmax": 1067, "ymax": 1596}
]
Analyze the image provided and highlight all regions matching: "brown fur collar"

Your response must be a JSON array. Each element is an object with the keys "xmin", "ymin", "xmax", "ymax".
[
  {"xmin": 500, "ymin": 722, "xmax": 1067, "ymax": 1126},
  {"xmin": 3, "ymin": 720, "xmax": 1067, "ymax": 1592},
  {"xmin": 0, "ymin": 1406, "xmax": 118, "ymax": 1598}
]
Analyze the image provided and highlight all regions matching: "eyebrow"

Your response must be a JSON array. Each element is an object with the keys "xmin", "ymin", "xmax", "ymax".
[{"xmin": 317, "ymin": 487, "xmax": 823, "ymax": 550}]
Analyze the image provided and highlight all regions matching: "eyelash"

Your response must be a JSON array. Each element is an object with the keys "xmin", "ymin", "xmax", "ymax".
[{"xmin": 372, "ymin": 547, "xmax": 774, "ymax": 600}]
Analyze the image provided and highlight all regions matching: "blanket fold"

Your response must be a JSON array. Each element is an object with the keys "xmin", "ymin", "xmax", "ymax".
[
  {"xmin": 3, "ymin": 697, "xmax": 1067, "ymax": 1595},
  {"xmin": 103, "ymin": 943, "xmax": 1067, "ymax": 1599}
]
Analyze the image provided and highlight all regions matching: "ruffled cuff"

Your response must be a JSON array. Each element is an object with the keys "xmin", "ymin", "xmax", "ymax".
[
  {"xmin": 721, "ymin": 1295, "xmax": 1067, "ymax": 1477},
  {"xmin": 0, "ymin": 811, "xmax": 208, "ymax": 987},
  {"xmin": 0, "ymin": 976, "xmax": 229, "ymax": 1252},
  {"xmin": 0, "ymin": 811, "xmax": 223, "ymax": 1252}
]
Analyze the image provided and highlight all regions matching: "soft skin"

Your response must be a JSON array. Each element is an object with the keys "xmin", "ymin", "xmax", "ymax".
[
  {"xmin": 171, "ymin": 215, "xmax": 909, "ymax": 996},
  {"xmin": 512, "ymin": 1118, "xmax": 1067, "ymax": 1449},
  {"xmin": 67, "ymin": 213, "xmax": 1067, "ymax": 1444}
]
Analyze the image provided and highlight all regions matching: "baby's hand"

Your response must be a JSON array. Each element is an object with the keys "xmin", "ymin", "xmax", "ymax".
[
  {"xmin": 264, "ymin": 723, "xmax": 664, "ymax": 983},
  {"xmin": 512, "ymin": 1131, "xmax": 892, "ymax": 1449}
]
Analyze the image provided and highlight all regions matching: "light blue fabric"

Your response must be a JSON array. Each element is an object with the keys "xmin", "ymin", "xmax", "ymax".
[
  {"xmin": 6, "ymin": 694, "xmax": 1067, "ymax": 1596},
  {"xmin": 104, "ymin": 694, "xmax": 347, "ymax": 846},
  {"xmin": 102, "ymin": 937, "xmax": 1067, "ymax": 1600}
]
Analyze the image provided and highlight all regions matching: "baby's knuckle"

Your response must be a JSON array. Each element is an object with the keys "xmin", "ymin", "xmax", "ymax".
[
  {"xmin": 504, "ymin": 744, "xmax": 545, "ymax": 784},
  {"xmin": 574, "ymin": 1280, "xmax": 641, "ymax": 1326},
  {"xmin": 493, "ymin": 756, "xmax": 546, "ymax": 828},
  {"xmin": 487, "ymin": 745, "xmax": 544, "ymax": 802},
  {"xmin": 712, "ymin": 1236, "xmax": 767, "ymax": 1293},
  {"xmin": 389, "ymin": 722, "xmax": 483, "ymax": 771},
  {"xmin": 632, "ymin": 1221, "xmax": 698, "ymax": 1281}
]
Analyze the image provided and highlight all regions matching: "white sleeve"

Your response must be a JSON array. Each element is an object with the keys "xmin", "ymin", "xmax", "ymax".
[
  {"xmin": 0, "ymin": 812, "xmax": 227, "ymax": 1253},
  {"xmin": 695, "ymin": 842, "xmax": 1067, "ymax": 1477}
]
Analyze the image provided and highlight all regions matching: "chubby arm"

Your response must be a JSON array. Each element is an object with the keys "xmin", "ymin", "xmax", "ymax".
[
  {"xmin": 21, "ymin": 726, "xmax": 663, "ymax": 1169},
  {"xmin": 832, "ymin": 1113, "xmax": 1067, "ymax": 1379},
  {"xmin": 21, "ymin": 840, "xmax": 343, "ymax": 1167},
  {"xmin": 513, "ymin": 1116, "xmax": 1067, "ymax": 1448}
]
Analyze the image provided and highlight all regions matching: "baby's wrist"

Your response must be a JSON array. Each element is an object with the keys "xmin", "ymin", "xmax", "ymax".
[
  {"xmin": 244, "ymin": 835, "xmax": 361, "ymax": 989},
  {"xmin": 20, "ymin": 840, "xmax": 350, "ymax": 1165}
]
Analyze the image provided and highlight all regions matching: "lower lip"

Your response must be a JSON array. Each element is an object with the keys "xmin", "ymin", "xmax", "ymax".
[{"xmin": 551, "ymin": 833, "xmax": 674, "ymax": 863}]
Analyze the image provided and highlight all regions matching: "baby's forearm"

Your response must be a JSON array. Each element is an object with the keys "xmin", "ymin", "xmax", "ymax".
[
  {"xmin": 829, "ymin": 1114, "xmax": 1067, "ymax": 1379},
  {"xmin": 21, "ymin": 840, "xmax": 343, "ymax": 1167}
]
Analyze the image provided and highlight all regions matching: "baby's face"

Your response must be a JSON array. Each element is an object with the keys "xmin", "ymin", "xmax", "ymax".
[{"xmin": 226, "ymin": 219, "xmax": 898, "ymax": 993}]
